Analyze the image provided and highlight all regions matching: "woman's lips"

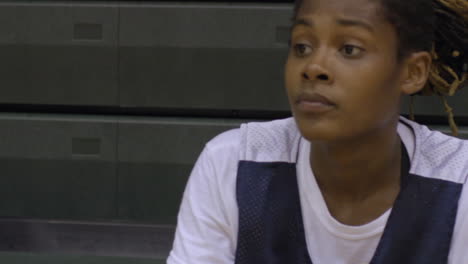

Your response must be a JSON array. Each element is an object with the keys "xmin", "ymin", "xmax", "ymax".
[{"xmin": 295, "ymin": 93, "xmax": 336, "ymax": 113}]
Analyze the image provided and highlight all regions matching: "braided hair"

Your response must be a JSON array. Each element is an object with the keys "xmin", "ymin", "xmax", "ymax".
[{"xmin": 293, "ymin": 0, "xmax": 468, "ymax": 136}]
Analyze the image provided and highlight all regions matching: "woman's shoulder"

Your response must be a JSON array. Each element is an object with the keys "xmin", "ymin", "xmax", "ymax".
[
  {"xmin": 205, "ymin": 117, "xmax": 301, "ymax": 163},
  {"xmin": 402, "ymin": 117, "xmax": 468, "ymax": 185}
]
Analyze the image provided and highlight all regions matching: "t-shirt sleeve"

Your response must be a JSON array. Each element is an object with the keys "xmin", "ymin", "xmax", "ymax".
[{"xmin": 167, "ymin": 135, "xmax": 239, "ymax": 264}]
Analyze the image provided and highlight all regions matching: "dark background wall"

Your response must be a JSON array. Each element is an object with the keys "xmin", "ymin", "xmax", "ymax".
[{"xmin": 0, "ymin": 1, "xmax": 466, "ymax": 263}]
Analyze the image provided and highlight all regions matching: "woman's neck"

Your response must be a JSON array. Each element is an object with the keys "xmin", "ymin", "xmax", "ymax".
[{"xmin": 310, "ymin": 120, "xmax": 402, "ymax": 203}]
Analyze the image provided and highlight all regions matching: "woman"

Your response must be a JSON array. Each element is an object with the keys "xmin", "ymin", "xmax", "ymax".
[{"xmin": 168, "ymin": 0, "xmax": 468, "ymax": 263}]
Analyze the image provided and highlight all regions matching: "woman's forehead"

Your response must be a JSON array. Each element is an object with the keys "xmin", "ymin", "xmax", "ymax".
[{"xmin": 297, "ymin": 0, "xmax": 382, "ymax": 22}]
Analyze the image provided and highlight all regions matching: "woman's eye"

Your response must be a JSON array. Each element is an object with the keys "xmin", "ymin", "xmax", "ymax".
[
  {"xmin": 340, "ymin": 45, "xmax": 364, "ymax": 57},
  {"xmin": 293, "ymin": 43, "xmax": 311, "ymax": 56}
]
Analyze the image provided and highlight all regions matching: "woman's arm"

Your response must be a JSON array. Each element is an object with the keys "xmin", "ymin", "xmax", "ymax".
[{"xmin": 167, "ymin": 130, "xmax": 240, "ymax": 264}]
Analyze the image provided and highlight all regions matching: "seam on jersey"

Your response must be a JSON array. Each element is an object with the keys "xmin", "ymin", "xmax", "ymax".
[
  {"xmin": 239, "ymin": 123, "xmax": 248, "ymax": 161},
  {"xmin": 399, "ymin": 117, "xmax": 421, "ymax": 176}
]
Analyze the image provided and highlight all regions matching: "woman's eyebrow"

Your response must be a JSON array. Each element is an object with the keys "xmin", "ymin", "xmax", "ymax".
[
  {"xmin": 291, "ymin": 17, "xmax": 374, "ymax": 34},
  {"xmin": 291, "ymin": 18, "xmax": 313, "ymax": 30},
  {"xmin": 336, "ymin": 18, "xmax": 375, "ymax": 33}
]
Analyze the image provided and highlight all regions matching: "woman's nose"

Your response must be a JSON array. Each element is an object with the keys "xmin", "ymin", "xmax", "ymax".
[{"xmin": 302, "ymin": 56, "xmax": 333, "ymax": 84}]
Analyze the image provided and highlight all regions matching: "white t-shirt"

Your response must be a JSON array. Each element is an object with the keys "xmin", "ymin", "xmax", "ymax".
[
  {"xmin": 167, "ymin": 117, "xmax": 468, "ymax": 264},
  {"xmin": 297, "ymin": 137, "xmax": 390, "ymax": 264}
]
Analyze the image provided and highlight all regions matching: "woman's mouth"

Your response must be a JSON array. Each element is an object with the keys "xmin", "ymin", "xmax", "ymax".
[{"xmin": 295, "ymin": 93, "xmax": 336, "ymax": 113}]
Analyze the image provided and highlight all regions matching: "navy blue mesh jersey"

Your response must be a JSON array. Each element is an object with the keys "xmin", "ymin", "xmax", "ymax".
[{"xmin": 168, "ymin": 117, "xmax": 468, "ymax": 264}]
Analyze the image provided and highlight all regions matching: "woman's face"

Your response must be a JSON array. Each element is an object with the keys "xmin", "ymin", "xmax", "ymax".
[{"xmin": 285, "ymin": 0, "xmax": 405, "ymax": 142}]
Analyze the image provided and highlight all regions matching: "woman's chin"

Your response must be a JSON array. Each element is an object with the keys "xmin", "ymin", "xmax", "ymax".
[
  {"xmin": 295, "ymin": 121, "xmax": 340, "ymax": 142},
  {"xmin": 292, "ymin": 110, "xmax": 342, "ymax": 141}
]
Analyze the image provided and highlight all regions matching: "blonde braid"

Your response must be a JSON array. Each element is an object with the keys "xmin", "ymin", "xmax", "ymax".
[{"xmin": 414, "ymin": 0, "xmax": 468, "ymax": 135}]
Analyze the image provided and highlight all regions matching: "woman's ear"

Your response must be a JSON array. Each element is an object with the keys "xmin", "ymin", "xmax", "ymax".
[{"xmin": 400, "ymin": 51, "xmax": 432, "ymax": 95}]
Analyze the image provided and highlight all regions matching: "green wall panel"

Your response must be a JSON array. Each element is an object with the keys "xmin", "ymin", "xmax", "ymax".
[
  {"xmin": 0, "ymin": 252, "xmax": 163, "ymax": 264},
  {"xmin": 0, "ymin": 114, "xmax": 118, "ymax": 220},
  {"xmin": 0, "ymin": 2, "xmax": 118, "ymax": 106},
  {"xmin": 117, "ymin": 117, "xmax": 243, "ymax": 223},
  {"xmin": 119, "ymin": 3, "xmax": 291, "ymax": 111}
]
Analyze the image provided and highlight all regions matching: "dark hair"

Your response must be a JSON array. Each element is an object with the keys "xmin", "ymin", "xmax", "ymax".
[{"xmin": 293, "ymin": 0, "xmax": 468, "ymax": 135}]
